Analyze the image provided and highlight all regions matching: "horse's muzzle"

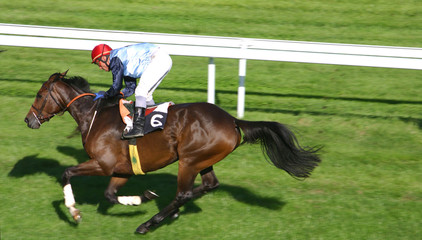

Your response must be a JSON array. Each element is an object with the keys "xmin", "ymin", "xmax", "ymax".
[{"xmin": 24, "ymin": 115, "xmax": 41, "ymax": 129}]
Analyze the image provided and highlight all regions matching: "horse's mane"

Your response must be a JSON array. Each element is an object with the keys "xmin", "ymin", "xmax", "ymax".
[
  {"xmin": 54, "ymin": 72, "xmax": 121, "ymax": 107},
  {"xmin": 61, "ymin": 75, "xmax": 92, "ymax": 93}
]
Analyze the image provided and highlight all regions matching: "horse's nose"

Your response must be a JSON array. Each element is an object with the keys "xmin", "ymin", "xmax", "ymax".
[{"xmin": 25, "ymin": 117, "xmax": 29, "ymax": 124}]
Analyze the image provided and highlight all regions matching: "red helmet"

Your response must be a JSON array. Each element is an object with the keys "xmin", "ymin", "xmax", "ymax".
[{"xmin": 91, "ymin": 44, "xmax": 112, "ymax": 63}]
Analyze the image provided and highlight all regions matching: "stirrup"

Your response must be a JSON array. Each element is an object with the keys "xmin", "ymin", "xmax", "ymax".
[
  {"xmin": 122, "ymin": 127, "xmax": 144, "ymax": 139},
  {"xmin": 121, "ymin": 131, "xmax": 131, "ymax": 140}
]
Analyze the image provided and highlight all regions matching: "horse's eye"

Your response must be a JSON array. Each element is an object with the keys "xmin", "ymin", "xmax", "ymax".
[{"xmin": 36, "ymin": 93, "xmax": 42, "ymax": 99}]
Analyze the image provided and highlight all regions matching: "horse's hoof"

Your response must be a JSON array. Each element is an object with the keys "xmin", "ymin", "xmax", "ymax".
[
  {"xmin": 144, "ymin": 190, "xmax": 159, "ymax": 200},
  {"xmin": 73, "ymin": 213, "xmax": 82, "ymax": 223},
  {"xmin": 171, "ymin": 211, "xmax": 179, "ymax": 220},
  {"xmin": 74, "ymin": 215, "xmax": 82, "ymax": 223},
  {"xmin": 170, "ymin": 209, "xmax": 180, "ymax": 220},
  {"xmin": 135, "ymin": 224, "xmax": 149, "ymax": 234},
  {"xmin": 71, "ymin": 209, "xmax": 82, "ymax": 223}
]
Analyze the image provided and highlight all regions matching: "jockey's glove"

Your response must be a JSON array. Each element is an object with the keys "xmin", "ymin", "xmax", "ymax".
[{"xmin": 93, "ymin": 91, "xmax": 106, "ymax": 101}]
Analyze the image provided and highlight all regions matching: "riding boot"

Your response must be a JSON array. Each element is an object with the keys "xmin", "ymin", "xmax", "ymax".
[{"xmin": 122, "ymin": 107, "xmax": 146, "ymax": 139}]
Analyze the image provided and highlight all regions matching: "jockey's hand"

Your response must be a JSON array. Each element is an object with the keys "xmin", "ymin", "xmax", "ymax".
[
  {"xmin": 93, "ymin": 91, "xmax": 105, "ymax": 101},
  {"xmin": 117, "ymin": 92, "xmax": 125, "ymax": 99}
]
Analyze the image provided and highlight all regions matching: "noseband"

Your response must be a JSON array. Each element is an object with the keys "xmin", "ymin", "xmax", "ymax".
[{"xmin": 31, "ymin": 80, "xmax": 95, "ymax": 124}]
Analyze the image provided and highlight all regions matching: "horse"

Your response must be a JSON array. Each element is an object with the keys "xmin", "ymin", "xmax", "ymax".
[{"xmin": 24, "ymin": 71, "xmax": 321, "ymax": 234}]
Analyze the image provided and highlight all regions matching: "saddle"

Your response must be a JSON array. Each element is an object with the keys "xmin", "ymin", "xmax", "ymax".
[{"xmin": 119, "ymin": 99, "xmax": 174, "ymax": 135}]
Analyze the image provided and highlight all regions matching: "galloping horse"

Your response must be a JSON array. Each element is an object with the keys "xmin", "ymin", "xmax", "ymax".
[{"xmin": 24, "ymin": 71, "xmax": 321, "ymax": 234}]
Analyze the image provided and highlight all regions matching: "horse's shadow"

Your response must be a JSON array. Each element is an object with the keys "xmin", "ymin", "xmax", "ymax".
[{"xmin": 8, "ymin": 147, "xmax": 286, "ymax": 227}]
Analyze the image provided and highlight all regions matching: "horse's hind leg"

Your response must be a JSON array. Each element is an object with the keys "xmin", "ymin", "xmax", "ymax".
[
  {"xmin": 152, "ymin": 167, "xmax": 219, "ymax": 220},
  {"xmin": 104, "ymin": 176, "xmax": 159, "ymax": 206},
  {"xmin": 160, "ymin": 167, "xmax": 219, "ymax": 220},
  {"xmin": 136, "ymin": 165, "xmax": 198, "ymax": 234},
  {"xmin": 193, "ymin": 166, "xmax": 219, "ymax": 198}
]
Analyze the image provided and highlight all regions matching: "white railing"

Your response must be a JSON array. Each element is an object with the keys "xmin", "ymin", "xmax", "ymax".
[{"xmin": 1, "ymin": 23, "xmax": 422, "ymax": 117}]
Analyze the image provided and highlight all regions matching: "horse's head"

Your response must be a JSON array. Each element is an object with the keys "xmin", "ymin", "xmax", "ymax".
[{"xmin": 24, "ymin": 71, "xmax": 70, "ymax": 129}]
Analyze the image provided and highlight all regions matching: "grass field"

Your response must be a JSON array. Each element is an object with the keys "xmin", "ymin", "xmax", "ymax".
[{"xmin": 1, "ymin": 0, "xmax": 422, "ymax": 239}]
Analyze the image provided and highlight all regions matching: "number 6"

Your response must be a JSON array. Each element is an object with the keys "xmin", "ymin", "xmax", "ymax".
[{"xmin": 150, "ymin": 114, "xmax": 164, "ymax": 127}]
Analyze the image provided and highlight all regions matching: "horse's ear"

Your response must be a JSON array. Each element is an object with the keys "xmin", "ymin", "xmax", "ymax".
[{"xmin": 60, "ymin": 70, "xmax": 69, "ymax": 78}]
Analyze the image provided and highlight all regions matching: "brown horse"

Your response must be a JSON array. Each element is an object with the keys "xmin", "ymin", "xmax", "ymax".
[{"xmin": 24, "ymin": 71, "xmax": 321, "ymax": 234}]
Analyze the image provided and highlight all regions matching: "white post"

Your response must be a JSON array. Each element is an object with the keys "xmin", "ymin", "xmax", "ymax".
[
  {"xmin": 237, "ymin": 42, "xmax": 247, "ymax": 118},
  {"xmin": 208, "ymin": 58, "xmax": 215, "ymax": 104}
]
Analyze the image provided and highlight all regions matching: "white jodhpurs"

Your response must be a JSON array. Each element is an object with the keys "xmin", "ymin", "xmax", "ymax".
[{"xmin": 134, "ymin": 48, "xmax": 172, "ymax": 108}]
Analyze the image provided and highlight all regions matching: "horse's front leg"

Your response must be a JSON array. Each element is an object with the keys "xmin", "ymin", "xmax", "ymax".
[
  {"xmin": 104, "ymin": 176, "xmax": 159, "ymax": 206},
  {"xmin": 62, "ymin": 159, "xmax": 107, "ymax": 222}
]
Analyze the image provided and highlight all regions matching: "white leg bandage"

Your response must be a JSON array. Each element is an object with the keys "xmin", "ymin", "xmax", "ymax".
[
  {"xmin": 63, "ymin": 184, "xmax": 76, "ymax": 208},
  {"xmin": 118, "ymin": 196, "xmax": 142, "ymax": 205}
]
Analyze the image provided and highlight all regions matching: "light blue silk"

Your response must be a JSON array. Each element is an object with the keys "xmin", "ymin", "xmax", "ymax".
[{"xmin": 110, "ymin": 43, "xmax": 159, "ymax": 78}]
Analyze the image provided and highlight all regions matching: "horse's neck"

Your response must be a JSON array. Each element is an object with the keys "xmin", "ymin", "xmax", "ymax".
[{"xmin": 66, "ymin": 96, "xmax": 97, "ymax": 140}]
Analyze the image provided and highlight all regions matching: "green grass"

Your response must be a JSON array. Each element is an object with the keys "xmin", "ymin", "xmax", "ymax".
[{"xmin": 1, "ymin": 1, "xmax": 422, "ymax": 239}]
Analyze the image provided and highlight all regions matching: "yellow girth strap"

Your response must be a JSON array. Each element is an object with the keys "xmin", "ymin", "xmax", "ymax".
[{"xmin": 129, "ymin": 144, "xmax": 145, "ymax": 175}]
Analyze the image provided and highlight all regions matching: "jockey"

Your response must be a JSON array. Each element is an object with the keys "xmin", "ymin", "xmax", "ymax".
[{"xmin": 91, "ymin": 43, "xmax": 172, "ymax": 139}]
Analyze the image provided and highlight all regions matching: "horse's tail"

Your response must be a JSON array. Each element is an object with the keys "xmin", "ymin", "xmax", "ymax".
[{"xmin": 235, "ymin": 119, "xmax": 321, "ymax": 178}]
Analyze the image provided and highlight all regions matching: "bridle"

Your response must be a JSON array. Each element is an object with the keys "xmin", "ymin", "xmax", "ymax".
[{"xmin": 31, "ymin": 79, "xmax": 95, "ymax": 125}]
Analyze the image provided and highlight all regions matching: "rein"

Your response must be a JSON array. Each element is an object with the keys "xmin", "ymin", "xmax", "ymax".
[{"xmin": 66, "ymin": 93, "xmax": 96, "ymax": 108}]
